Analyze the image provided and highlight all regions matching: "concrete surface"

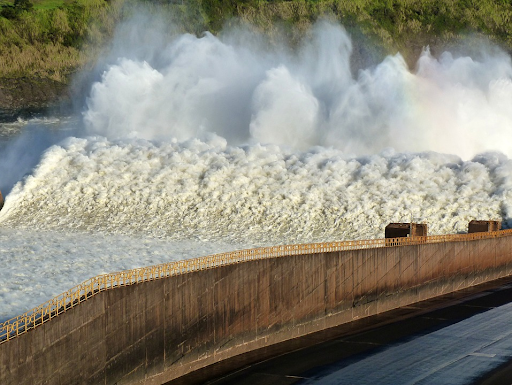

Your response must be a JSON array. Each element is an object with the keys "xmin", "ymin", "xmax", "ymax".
[
  {"xmin": 2, "ymin": 236, "xmax": 512, "ymax": 384},
  {"xmin": 169, "ymin": 276, "xmax": 512, "ymax": 384}
]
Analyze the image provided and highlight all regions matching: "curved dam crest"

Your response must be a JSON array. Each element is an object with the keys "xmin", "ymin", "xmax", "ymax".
[{"xmin": 1, "ymin": 232, "xmax": 512, "ymax": 384}]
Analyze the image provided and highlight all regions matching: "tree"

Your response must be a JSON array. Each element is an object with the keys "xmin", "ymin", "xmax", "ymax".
[
  {"xmin": 0, "ymin": 0, "xmax": 33, "ymax": 19},
  {"xmin": 14, "ymin": 0, "xmax": 33, "ymax": 12}
]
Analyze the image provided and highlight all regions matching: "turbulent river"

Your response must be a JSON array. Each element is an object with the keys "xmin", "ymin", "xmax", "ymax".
[{"xmin": 2, "ymin": 20, "xmax": 512, "ymax": 321}]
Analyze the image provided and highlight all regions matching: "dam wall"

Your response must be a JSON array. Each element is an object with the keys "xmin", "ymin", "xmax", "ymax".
[{"xmin": 2, "ymin": 233, "xmax": 512, "ymax": 384}]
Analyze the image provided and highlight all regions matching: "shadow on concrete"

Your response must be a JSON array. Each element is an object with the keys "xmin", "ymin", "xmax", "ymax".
[{"xmin": 166, "ymin": 276, "xmax": 512, "ymax": 385}]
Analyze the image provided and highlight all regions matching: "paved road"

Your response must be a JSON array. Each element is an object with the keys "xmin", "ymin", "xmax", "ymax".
[
  {"xmin": 168, "ymin": 277, "xmax": 512, "ymax": 385},
  {"xmin": 295, "ymin": 299, "xmax": 512, "ymax": 384}
]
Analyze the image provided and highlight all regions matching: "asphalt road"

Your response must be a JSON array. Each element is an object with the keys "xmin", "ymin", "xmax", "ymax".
[{"xmin": 168, "ymin": 276, "xmax": 512, "ymax": 385}]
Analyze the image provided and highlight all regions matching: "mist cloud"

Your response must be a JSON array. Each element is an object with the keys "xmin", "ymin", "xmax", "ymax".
[{"xmin": 83, "ymin": 19, "xmax": 512, "ymax": 160}]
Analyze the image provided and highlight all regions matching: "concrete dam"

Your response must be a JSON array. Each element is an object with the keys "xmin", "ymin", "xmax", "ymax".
[{"xmin": 2, "ymin": 229, "xmax": 512, "ymax": 384}]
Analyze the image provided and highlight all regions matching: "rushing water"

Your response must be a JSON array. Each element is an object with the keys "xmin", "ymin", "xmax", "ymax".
[{"xmin": 2, "ymin": 20, "xmax": 512, "ymax": 321}]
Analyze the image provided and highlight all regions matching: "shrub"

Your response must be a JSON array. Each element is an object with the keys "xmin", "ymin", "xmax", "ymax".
[{"xmin": 0, "ymin": 0, "xmax": 33, "ymax": 19}]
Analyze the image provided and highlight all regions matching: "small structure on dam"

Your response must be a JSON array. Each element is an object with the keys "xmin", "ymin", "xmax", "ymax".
[
  {"xmin": 385, "ymin": 222, "xmax": 428, "ymax": 239},
  {"xmin": 468, "ymin": 220, "xmax": 501, "ymax": 233}
]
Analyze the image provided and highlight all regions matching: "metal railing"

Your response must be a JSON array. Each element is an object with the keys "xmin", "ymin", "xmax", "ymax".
[{"xmin": 2, "ymin": 229, "xmax": 512, "ymax": 344}]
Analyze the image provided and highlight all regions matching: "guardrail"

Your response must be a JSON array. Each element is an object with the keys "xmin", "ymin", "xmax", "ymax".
[{"xmin": 2, "ymin": 229, "xmax": 512, "ymax": 344}]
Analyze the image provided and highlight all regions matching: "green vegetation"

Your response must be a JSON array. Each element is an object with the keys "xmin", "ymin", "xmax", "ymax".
[
  {"xmin": 235, "ymin": 0, "xmax": 512, "ymax": 63},
  {"xmin": 32, "ymin": 0, "xmax": 67, "ymax": 11},
  {"xmin": 0, "ymin": 0, "xmax": 124, "ymax": 81},
  {"xmin": 1, "ymin": 0, "xmax": 512, "ymax": 85}
]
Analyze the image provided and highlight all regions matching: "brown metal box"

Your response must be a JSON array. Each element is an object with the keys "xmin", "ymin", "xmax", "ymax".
[
  {"xmin": 385, "ymin": 223, "xmax": 428, "ymax": 238},
  {"xmin": 468, "ymin": 220, "xmax": 501, "ymax": 233}
]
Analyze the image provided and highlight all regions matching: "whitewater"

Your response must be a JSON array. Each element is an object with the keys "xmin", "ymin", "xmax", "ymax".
[{"xmin": 2, "ymin": 20, "xmax": 512, "ymax": 322}]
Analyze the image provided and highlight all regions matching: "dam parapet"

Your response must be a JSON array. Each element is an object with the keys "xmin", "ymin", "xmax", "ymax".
[{"xmin": 2, "ymin": 226, "xmax": 512, "ymax": 384}]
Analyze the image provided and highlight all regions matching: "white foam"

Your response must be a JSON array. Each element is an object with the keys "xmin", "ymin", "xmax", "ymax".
[{"xmin": 1, "ymin": 136, "xmax": 508, "ymax": 242}]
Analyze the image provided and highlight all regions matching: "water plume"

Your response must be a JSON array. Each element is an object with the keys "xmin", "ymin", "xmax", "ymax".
[{"xmin": 82, "ymin": 19, "xmax": 512, "ymax": 160}]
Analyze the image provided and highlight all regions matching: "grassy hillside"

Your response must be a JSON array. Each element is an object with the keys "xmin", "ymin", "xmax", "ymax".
[
  {"xmin": 0, "ymin": 0, "xmax": 124, "ymax": 81},
  {"xmin": 237, "ymin": 0, "xmax": 512, "ymax": 64},
  {"xmin": 1, "ymin": 0, "xmax": 512, "ymax": 110}
]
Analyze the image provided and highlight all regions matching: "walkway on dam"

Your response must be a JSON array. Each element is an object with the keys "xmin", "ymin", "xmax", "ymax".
[{"xmin": 169, "ymin": 276, "xmax": 512, "ymax": 385}]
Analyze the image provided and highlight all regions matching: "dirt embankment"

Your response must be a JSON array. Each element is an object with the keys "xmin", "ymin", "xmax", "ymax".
[{"xmin": 0, "ymin": 77, "xmax": 71, "ymax": 118}]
